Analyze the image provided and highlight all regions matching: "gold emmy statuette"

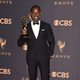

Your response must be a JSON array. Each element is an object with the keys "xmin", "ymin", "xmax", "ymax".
[{"xmin": 21, "ymin": 16, "xmax": 29, "ymax": 51}]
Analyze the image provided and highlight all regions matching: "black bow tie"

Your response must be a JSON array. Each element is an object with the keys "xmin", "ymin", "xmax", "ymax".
[{"xmin": 33, "ymin": 22, "xmax": 39, "ymax": 25}]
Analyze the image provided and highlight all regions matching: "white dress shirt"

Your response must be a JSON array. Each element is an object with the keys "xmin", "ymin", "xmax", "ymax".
[{"xmin": 31, "ymin": 20, "xmax": 40, "ymax": 39}]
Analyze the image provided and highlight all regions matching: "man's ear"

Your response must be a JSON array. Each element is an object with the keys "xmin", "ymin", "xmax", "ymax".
[
  {"xmin": 40, "ymin": 12, "xmax": 42, "ymax": 16},
  {"xmin": 28, "ymin": 13, "xmax": 33, "ymax": 21}
]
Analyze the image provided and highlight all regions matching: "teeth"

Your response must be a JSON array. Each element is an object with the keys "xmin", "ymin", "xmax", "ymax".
[{"xmin": 35, "ymin": 17, "xmax": 38, "ymax": 19}]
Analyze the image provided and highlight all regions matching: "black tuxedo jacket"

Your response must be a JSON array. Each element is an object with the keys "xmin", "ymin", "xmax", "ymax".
[{"xmin": 17, "ymin": 21, "xmax": 55, "ymax": 59}]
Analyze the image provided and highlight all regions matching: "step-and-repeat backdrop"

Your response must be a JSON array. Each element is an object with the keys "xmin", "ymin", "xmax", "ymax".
[{"xmin": 0, "ymin": 0, "xmax": 80, "ymax": 80}]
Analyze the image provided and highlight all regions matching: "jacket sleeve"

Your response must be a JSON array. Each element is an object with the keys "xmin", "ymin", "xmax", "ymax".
[
  {"xmin": 46, "ymin": 24, "xmax": 55, "ymax": 56},
  {"xmin": 17, "ymin": 35, "xmax": 27, "ymax": 47}
]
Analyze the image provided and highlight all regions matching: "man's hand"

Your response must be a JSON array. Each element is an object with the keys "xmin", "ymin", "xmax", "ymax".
[{"xmin": 22, "ymin": 43, "xmax": 28, "ymax": 51}]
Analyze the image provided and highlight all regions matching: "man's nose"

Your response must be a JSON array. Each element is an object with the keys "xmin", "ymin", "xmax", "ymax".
[{"xmin": 34, "ymin": 12, "xmax": 38, "ymax": 15}]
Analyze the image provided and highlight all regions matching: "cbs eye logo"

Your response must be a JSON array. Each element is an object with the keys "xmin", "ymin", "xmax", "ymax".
[
  {"xmin": 0, "ymin": 68, "xmax": 11, "ymax": 75},
  {"xmin": 51, "ymin": 71, "xmax": 70, "ymax": 79},
  {"xmin": 53, "ymin": 20, "xmax": 72, "ymax": 27},
  {"xmin": 0, "ymin": 18, "xmax": 12, "ymax": 24}
]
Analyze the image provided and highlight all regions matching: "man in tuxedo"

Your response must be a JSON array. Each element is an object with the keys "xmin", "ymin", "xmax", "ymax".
[{"xmin": 17, "ymin": 5, "xmax": 55, "ymax": 80}]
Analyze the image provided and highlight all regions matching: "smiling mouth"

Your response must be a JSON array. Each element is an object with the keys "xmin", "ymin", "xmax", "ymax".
[{"xmin": 34, "ymin": 16, "xmax": 38, "ymax": 19}]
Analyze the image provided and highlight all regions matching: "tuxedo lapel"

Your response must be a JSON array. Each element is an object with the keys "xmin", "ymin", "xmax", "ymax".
[
  {"xmin": 37, "ymin": 21, "xmax": 43, "ymax": 39},
  {"xmin": 28, "ymin": 23, "xmax": 36, "ymax": 40}
]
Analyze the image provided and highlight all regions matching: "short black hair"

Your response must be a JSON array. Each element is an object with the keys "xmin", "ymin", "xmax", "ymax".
[{"xmin": 30, "ymin": 5, "xmax": 41, "ymax": 13}]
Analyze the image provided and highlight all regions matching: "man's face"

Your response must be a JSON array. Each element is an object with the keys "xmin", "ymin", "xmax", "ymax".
[{"xmin": 31, "ymin": 8, "xmax": 41, "ymax": 22}]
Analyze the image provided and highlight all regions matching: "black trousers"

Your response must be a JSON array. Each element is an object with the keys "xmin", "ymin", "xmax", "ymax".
[{"xmin": 27, "ymin": 56, "xmax": 50, "ymax": 80}]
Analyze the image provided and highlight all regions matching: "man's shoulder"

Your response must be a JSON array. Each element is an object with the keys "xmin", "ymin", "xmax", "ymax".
[
  {"xmin": 41, "ymin": 21, "xmax": 50, "ymax": 25},
  {"xmin": 41, "ymin": 21, "xmax": 51, "ymax": 29},
  {"xmin": 27, "ymin": 22, "xmax": 31, "ymax": 25},
  {"xmin": 27, "ymin": 22, "xmax": 31, "ymax": 28}
]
